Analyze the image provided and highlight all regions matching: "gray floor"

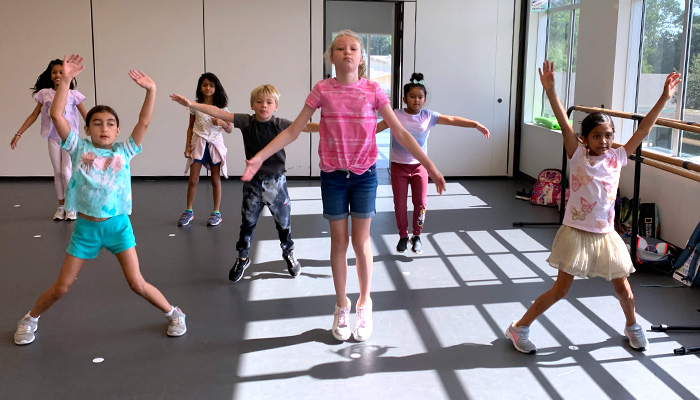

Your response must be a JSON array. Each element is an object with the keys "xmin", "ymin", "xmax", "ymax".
[{"xmin": 2, "ymin": 171, "xmax": 700, "ymax": 400}]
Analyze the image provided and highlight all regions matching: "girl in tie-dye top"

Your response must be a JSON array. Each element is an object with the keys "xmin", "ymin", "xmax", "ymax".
[
  {"xmin": 241, "ymin": 30, "xmax": 446, "ymax": 343},
  {"xmin": 505, "ymin": 60, "xmax": 681, "ymax": 355},
  {"xmin": 13, "ymin": 55, "xmax": 187, "ymax": 348}
]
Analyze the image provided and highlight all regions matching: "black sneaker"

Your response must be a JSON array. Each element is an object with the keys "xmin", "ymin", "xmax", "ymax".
[
  {"xmin": 411, "ymin": 236, "xmax": 423, "ymax": 254},
  {"xmin": 515, "ymin": 189, "xmax": 529, "ymax": 200},
  {"xmin": 229, "ymin": 258, "xmax": 251, "ymax": 282},
  {"xmin": 396, "ymin": 237, "xmax": 409, "ymax": 253},
  {"xmin": 284, "ymin": 252, "xmax": 301, "ymax": 277}
]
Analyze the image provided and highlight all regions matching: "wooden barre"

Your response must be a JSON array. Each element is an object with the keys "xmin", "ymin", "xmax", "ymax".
[
  {"xmin": 570, "ymin": 105, "xmax": 700, "ymax": 174},
  {"xmin": 571, "ymin": 105, "xmax": 700, "ymax": 135}
]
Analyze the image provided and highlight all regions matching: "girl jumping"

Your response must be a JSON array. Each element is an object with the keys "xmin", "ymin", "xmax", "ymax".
[
  {"xmin": 11, "ymin": 59, "xmax": 88, "ymax": 220},
  {"xmin": 376, "ymin": 72, "xmax": 490, "ymax": 254},
  {"xmin": 178, "ymin": 72, "xmax": 231, "ymax": 227},
  {"xmin": 505, "ymin": 60, "xmax": 680, "ymax": 353},
  {"xmin": 241, "ymin": 30, "xmax": 446, "ymax": 342}
]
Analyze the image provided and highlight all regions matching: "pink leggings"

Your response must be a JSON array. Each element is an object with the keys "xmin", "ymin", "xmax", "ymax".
[{"xmin": 390, "ymin": 162, "xmax": 428, "ymax": 238}]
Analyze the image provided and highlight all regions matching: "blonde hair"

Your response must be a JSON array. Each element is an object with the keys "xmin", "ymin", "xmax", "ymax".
[
  {"xmin": 249, "ymin": 84, "xmax": 280, "ymax": 106},
  {"xmin": 325, "ymin": 29, "xmax": 367, "ymax": 79}
]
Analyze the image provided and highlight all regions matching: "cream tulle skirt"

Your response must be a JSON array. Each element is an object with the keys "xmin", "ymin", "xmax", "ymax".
[{"xmin": 547, "ymin": 225, "xmax": 635, "ymax": 281}]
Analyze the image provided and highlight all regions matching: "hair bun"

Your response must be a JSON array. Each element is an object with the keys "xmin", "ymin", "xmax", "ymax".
[{"xmin": 411, "ymin": 72, "xmax": 424, "ymax": 82}]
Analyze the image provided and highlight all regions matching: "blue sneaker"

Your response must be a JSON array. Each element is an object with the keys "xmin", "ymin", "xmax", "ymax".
[
  {"xmin": 207, "ymin": 212, "xmax": 222, "ymax": 226},
  {"xmin": 178, "ymin": 210, "xmax": 193, "ymax": 226}
]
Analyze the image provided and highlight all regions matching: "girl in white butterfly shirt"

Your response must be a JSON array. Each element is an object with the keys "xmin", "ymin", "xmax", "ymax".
[{"xmin": 505, "ymin": 60, "xmax": 680, "ymax": 354}]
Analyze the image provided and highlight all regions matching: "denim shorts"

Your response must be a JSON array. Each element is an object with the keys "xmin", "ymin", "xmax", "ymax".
[
  {"xmin": 193, "ymin": 145, "xmax": 221, "ymax": 167},
  {"xmin": 320, "ymin": 164, "xmax": 377, "ymax": 220},
  {"xmin": 67, "ymin": 214, "xmax": 136, "ymax": 259}
]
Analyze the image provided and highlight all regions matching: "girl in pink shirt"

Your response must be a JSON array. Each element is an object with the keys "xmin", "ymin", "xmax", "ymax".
[
  {"xmin": 11, "ymin": 59, "xmax": 88, "ymax": 221},
  {"xmin": 242, "ymin": 29, "xmax": 446, "ymax": 342},
  {"xmin": 505, "ymin": 60, "xmax": 681, "ymax": 354}
]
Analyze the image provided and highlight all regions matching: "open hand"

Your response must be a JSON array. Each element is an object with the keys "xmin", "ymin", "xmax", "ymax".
[
  {"xmin": 170, "ymin": 94, "xmax": 191, "ymax": 107},
  {"xmin": 211, "ymin": 117, "xmax": 223, "ymax": 127},
  {"xmin": 62, "ymin": 54, "xmax": 85, "ymax": 80},
  {"xmin": 663, "ymin": 72, "xmax": 682, "ymax": 100},
  {"xmin": 241, "ymin": 157, "xmax": 262, "ymax": 181},
  {"xmin": 538, "ymin": 60, "xmax": 556, "ymax": 92},
  {"xmin": 129, "ymin": 70, "xmax": 155, "ymax": 90}
]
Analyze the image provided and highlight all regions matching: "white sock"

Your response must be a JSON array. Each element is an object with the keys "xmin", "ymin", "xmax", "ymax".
[
  {"xmin": 25, "ymin": 312, "xmax": 39, "ymax": 322},
  {"xmin": 164, "ymin": 306, "xmax": 175, "ymax": 317}
]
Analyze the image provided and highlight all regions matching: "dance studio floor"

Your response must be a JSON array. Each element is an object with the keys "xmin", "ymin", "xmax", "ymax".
[{"xmin": 2, "ymin": 172, "xmax": 700, "ymax": 400}]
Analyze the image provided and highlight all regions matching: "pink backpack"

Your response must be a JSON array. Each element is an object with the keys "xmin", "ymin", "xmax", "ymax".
[{"xmin": 530, "ymin": 169, "xmax": 562, "ymax": 207}]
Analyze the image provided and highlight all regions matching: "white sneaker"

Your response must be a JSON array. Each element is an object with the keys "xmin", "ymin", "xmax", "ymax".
[
  {"xmin": 331, "ymin": 297, "xmax": 351, "ymax": 341},
  {"xmin": 65, "ymin": 210, "xmax": 77, "ymax": 221},
  {"xmin": 353, "ymin": 298, "xmax": 373, "ymax": 342},
  {"xmin": 53, "ymin": 206, "xmax": 65, "ymax": 221}
]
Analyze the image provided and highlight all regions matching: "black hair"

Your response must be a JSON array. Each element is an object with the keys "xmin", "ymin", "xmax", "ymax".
[
  {"xmin": 403, "ymin": 72, "xmax": 427, "ymax": 98},
  {"xmin": 580, "ymin": 112, "xmax": 614, "ymax": 138},
  {"xmin": 85, "ymin": 105, "xmax": 119, "ymax": 127},
  {"xmin": 32, "ymin": 59, "xmax": 76, "ymax": 94},
  {"xmin": 195, "ymin": 72, "xmax": 228, "ymax": 108}
]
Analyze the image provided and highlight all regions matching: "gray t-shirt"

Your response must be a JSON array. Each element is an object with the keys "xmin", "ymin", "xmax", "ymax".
[{"xmin": 233, "ymin": 114, "xmax": 291, "ymax": 177}]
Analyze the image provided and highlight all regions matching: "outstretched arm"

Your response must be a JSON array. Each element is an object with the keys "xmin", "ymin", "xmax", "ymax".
[
  {"xmin": 50, "ymin": 54, "xmax": 84, "ymax": 142},
  {"xmin": 11, "ymin": 102, "xmax": 42, "ymax": 149},
  {"xmin": 539, "ymin": 60, "xmax": 578, "ymax": 158},
  {"xmin": 436, "ymin": 115, "xmax": 490, "ymax": 138},
  {"xmin": 241, "ymin": 105, "xmax": 316, "ymax": 181},
  {"xmin": 302, "ymin": 122, "xmax": 319, "ymax": 132},
  {"xmin": 379, "ymin": 104, "xmax": 446, "ymax": 194},
  {"xmin": 128, "ymin": 70, "xmax": 156, "ymax": 147},
  {"xmin": 623, "ymin": 72, "xmax": 681, "ymax": 155},
  {"xmin": 170, "ymin": 94, "xmax": 234, "ymax": 123}
]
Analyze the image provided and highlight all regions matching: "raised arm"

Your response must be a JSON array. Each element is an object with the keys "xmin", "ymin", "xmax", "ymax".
[
  {"xmin": 128, "ymin": 70, "xmax": 156, "ymax": 147},
  {"xmin": 375, "ymin": 120, "xmax": 389, "ymax": 133},
  {"xmin": 241, "ymin": 104, "xmax": 316, "ymax": 181},
  {"xmin": 302, "ymin": 122, "xmax": 319, "ymax": 133},
  {"xmin": 539, "ymin": 60, "xmax": 578, "ymax": 158},
  {"xmin": 436, "ymin": 115, "xmax": 490, "ymax": 138},
  {"xmin": 11, "ymin": 102, "xmax": 42, "ymax": 149},
  {"xmin": 169, "ymin": 94, "xmax": 234, "ymax": 122},
  {"xmin": 623, "ymin": 72, "xmax": 681, "ymax": 155},
  {"xmin": 379, "ymin": 104, "xmax": 446, "ymax": 194},
  {"xmin": 50, "ymin": 54, "xmax": 84, "ymax": 142}
]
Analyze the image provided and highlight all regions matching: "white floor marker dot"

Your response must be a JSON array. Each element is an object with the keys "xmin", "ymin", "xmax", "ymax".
[
  {"xmin": 459, "ymin": 229, "xmax": 465, "ymax": 232},
  {"xmin": 243, "ymin": 276, "xmax": 251, "ymax": 280},
  {"xmin": 350, "ymin": 353, "xmax": 361, "ymax": 359},
  {"xmin": 14, "ymin": 205, "xmax": 20, "ymax": 207},
  {"xmin": 34, "ymin": 235, "xmax": 41, "ymax": 238},
  {"xmin": 568, "ymin": 346, "xmax": 579, "ymax": 351},
  {"xmin": 321, "ymin": 231, "xmax": 328, "ymax": 234},
  {"xmin": 92, "ymin": 357, "xmax": 104, "ymax": 363},
  {"xmin": 169, "ymin": 234, "xmax": 176, "ymax": 237},
  {"xmin": 402, "ymin": 271, "xmax": 410, "ymax": 276}
]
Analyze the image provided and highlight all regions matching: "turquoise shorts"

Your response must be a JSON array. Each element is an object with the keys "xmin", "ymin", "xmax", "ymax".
[{"xmin": 67, "ymin": 214, "xmax": 136, "ymax": 259}]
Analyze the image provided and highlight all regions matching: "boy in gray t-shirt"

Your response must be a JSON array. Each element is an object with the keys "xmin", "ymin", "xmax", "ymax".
[{"xmin": 171, "ymin": 84, "xmax": 318, "ymax": 282}]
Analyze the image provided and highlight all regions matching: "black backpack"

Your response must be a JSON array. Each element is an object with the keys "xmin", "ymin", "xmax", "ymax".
[{"xmin": 673, "ymin": 222, "xmax": 700, "ymax": 286}]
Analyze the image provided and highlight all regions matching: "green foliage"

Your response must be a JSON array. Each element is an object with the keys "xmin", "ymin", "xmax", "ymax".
[
  {"xmin": 370, "ymin": 35, "xmax": 391, "ymax": 55},
  {"xmin": 687, "ymin": 52, "xmax": 700, "ymax": 109},
  {"xmin": 641, "ymin": 0, "xmax": 683, "ymax": 73}
]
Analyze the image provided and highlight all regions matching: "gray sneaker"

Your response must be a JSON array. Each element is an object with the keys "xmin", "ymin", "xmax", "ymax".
[
  {"xmin": 14, "ymin": 317, "xmax": 38, "ymax": 345},
  {"xmin": 625, "ymin": 323, "xmax": 648, "ymax": 351},
  {"xmin": 505, "ymin": 321, "xmax": 537, "ymax": 353},
  {"xmin": 167, "ymin": 307, "xmax": 187, "ymax": 337}
]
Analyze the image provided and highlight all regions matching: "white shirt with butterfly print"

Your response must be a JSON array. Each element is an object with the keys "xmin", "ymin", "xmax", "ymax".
[{"xmin": 563, "ymin": 145, "xmax": 627, "ymax": 233}]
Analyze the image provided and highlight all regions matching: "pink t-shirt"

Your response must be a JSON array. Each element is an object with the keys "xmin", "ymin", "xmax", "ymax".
[
  {"xmin": 35, "ymin": 88, "xmax": 86, "ymax": 141},
  {"xmin": 305, "ymin": 78, "xmax": 390, "ymax": 174},
  {"xmin": 563, "ymin": 145, "xmax": 627, "ymax": 233}
]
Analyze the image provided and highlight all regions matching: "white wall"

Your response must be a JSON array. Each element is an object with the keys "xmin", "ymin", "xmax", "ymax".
[{"xmin": 519, "ymin": 0, "xmax": 700, "ymax": 246}]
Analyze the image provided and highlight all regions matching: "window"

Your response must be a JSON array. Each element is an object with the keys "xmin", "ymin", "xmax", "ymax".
[
  {"xmin": 530, "ymin": 1, "xmax": 581, "ymax": 120},
  {"xmin": 636, "ymin": 0, "xmax": 700, "ymax": 160}
]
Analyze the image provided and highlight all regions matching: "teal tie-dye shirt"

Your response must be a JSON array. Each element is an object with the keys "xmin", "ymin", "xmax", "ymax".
[{"xmin": 61, "ymin": 130, "xmax": 142, "ymax": 218}]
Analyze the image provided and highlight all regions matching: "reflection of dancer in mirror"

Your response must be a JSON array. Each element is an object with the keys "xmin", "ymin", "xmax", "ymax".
[
  {"xmin": 14, "ymin": 54, "xmax": 187, "ymax": 346},
  {"xmin": 506, "ymin": 60, "xmax": 681, "ymax": 354},
  {"xmin": 11, "ymin": 59, "xmax": 87, "ymax": 221},
  {"xmin": 376, "ymin": 72, "xmax": 489, "ymax": 255},
  {"xmin": 241, "ymin": 30, "xmax": 446, "ymax": 343}
]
